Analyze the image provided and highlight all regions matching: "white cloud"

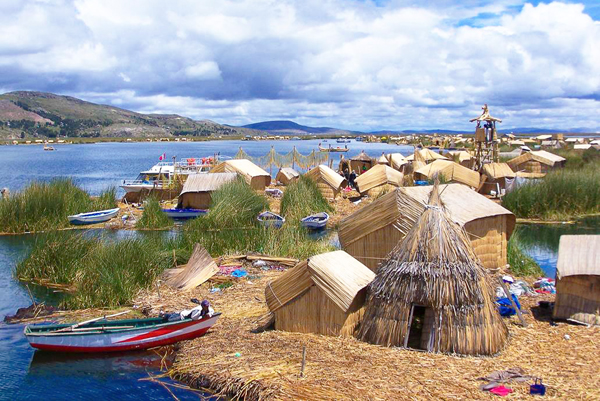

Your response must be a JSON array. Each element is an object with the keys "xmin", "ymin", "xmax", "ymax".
[{"xmin": 0, "ymin": 0, "xmax": 598, "ymax": 131}]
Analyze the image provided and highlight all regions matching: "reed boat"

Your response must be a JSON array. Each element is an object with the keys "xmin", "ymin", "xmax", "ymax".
[
  {"xmin": 162, "ymin": 208, "xmax": 207, "ymax": 219},
  {"xmin": 68, "ymin": 207, "xmax": 120, "ymax": 225},
  {"xmin": 24, "ymin": 313, "xmax": 220, "ymax": 353},
  {"xmin": 257, "ymin": 211, "xmax": 285, "ymax": 228},
  {"xmin": 43, "ymin": 144, "xmax": 56, "ymax": 151},
  {"xmin": 319, "ymin": 146, "xmax": 349, "ymax": 152},
  {"xmin": 300, "ymin": 212, "xmax": 329, "ymax": 230}
]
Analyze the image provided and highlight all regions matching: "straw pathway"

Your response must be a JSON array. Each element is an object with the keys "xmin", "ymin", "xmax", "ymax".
[{"xmin": 131, "ymin": 268, "xmax": 600, "ymax": 400}]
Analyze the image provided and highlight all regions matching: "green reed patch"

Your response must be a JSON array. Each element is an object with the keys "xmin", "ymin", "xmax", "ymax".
[
  {"xmin": 135, "ymin": 196, "xmax": 172, "ymax": 229},
  {"xmin": 507, "ymin": 229, "xmax": 544, "ymax": 277},
  {"xmin": 0, "ymin": 178, "xmax": 116, "ymax": 233},
  {"xmin": 280, "ymin": 176, "xmax": 333, "ymax": 224}
]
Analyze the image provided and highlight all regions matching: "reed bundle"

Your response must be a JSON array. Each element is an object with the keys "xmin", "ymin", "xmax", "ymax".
[{"xmin": 358, "ymin": 184, "xmax": 508, "ymax": 355}]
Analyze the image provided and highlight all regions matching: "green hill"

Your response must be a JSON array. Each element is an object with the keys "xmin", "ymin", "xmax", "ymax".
[{"xmin": 0, "ymin": 91, "xmax": 247, "ymax": 139}]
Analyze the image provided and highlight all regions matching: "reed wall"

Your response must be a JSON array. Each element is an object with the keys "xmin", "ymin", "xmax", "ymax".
[
  {"xmin": 179, "ymin": 192, "xmax": 212, "ymax": 209},
  {"xmin": 465, "ymin": 215, "xmax": 508, "ymax": 271},
  {"xmin": 274, "ymin": 285, "xmax": 365, "ymax": 337},
  {"xmin": 345, "ymin": 216, "xmax": 509, "ymax": 272},
  {"xmin": 553, "ymin": 275, "xmax": 600, "ymax": 326},
  {"xmin": 315, "ymin": 179, "xmax": 338, "ymax": 199},
  {"xmin": 366, "ymin": 184, "xmax": 396, "ymax": 198}
]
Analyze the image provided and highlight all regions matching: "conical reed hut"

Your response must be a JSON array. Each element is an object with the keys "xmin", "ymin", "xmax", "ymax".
[{"xmin": 357, "ymin": 185, "xmax": 508, "ymax": 356}]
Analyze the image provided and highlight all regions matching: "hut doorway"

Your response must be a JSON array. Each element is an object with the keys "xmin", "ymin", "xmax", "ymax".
[{"xmin": 404, "ymin": 305, "xmax": 429, "ymax": 350}]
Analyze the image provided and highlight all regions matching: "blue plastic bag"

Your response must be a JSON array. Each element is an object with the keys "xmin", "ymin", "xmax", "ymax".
[{"xmin": 497, "ymin": 294, "xmax": 521, "ymax": 317}]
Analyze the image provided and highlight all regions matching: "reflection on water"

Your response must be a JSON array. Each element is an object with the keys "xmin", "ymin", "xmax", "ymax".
[{"xmin": 516, "ymin": 217, "xmax": 600, "ymax": 277}]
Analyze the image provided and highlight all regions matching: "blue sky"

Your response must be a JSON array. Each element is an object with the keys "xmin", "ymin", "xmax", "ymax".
[{"xmin": 0, "ymin": 0, "xmax": 599, "ymax": 131}]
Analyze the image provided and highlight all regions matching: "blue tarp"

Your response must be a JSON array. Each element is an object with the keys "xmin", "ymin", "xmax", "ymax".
[{"xmin": 497, "ymin": 294, "xmax": 521, "ymax": 317}]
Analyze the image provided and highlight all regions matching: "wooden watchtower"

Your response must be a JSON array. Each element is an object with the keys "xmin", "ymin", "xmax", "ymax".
[{"xmin": 470, "ymin": 104, "xmax": 501, "ymax": 170}]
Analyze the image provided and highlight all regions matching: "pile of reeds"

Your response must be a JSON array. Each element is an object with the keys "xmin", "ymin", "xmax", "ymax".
[
  {"xmin": 0, "ymin": 178, "xmax": 116, "ymax": 233},
  {"xmin": 15, "ymin": 231, "xmax": 173, "ymax": 308},
  {"xmin": 135, "ymin": 196, "xmax": 172, "ymax": 229},
  {"xmin": 358, "ymin": 185, "xmax": 508, "ymax": 355},
  {"xmin": 280, "ymin": 176, "xmax": 333, "ymax": 224},
  {"xmin": 502, "ymin": 163, "xmax": 600, "ymax": 220}
]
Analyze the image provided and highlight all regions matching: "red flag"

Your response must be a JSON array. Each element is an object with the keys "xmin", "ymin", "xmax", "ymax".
[{"xmin": 159, "ymin": 153, "xmax": 166, "ymax": 161}]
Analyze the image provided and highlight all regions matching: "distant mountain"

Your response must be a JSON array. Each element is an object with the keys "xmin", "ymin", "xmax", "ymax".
[
  {"xmin": 241, "ymin": 120, "xmax": 358, "ymax": 136},
  {"xmin": 0, "ymin": 91, "xmax": 252, "ymax": 139}
]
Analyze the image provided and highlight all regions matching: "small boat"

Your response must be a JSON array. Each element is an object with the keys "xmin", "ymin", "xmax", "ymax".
[
  {"xmin": 319, "ymin": 146, "xmax": 349, "ymax": 152},
  {"xmin": 301, "ymin": 212, "xmax": 329, "ymax": 230},
  {"xmin": 257, "ymin": 211, "xmax": 285, "ymax": 228},
  {"xmin": 43, "ymin": 144, "xmax": 55, "ymax": 151},
  {"xmin": 24, "ymin": 313, "xmax": 220, "ymax": 353},
  {"xmin": 68, "ymin": 207, "xmax": 120, "ymax": 225},
  {"xmin": 162, "ymin": 208, "xmax": 207, "ymax": 219}
]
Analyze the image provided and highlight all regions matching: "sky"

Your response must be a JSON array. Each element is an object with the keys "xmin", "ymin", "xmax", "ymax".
[{"xmin": 0, "ymin": 0, "xmax": 599, "ymax": 131}]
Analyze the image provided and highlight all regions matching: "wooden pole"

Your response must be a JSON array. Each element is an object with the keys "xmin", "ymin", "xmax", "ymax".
[
  {"xmin": 499, "ymin": 278, "xmax": 527, "ymax": 327},
  {"xmin": 300, "ymin": 346, "xmax": 306, "ymax": 377}
]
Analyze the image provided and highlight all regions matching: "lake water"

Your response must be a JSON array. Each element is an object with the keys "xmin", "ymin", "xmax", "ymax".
[
  {"xmin": 0, "ymin": 139, "xmax": 597, "ymax": 399},
  {"xmin": 0, "ymin": 139, "xmax": 407, "ymax": 400}
]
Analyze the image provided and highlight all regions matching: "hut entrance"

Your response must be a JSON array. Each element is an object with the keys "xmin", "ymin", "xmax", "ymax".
[{"xmin": 404, "ymin": 305, "xmax": 429, "ymax": 350}]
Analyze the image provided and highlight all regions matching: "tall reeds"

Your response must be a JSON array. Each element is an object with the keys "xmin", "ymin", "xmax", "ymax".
[
  {"xmin": 181, "ymin": 177, "xmax": 333, "ymax": 259},
  {"xmin": 136, "ymin": 196, "xmax": 172, "ymax": 229},
  {"xmin": 280, "ymin": 176, "xmax": 333, "ymax": 224},
  {"xmin": 502, "ymin": 164, "xmax": 600, "ymax": 220},
  {"xmin": 0, "ymin": 178, "xmax": 117, "ymax": 233},
  {"xmin": 16, "ymin": 232, "xmax": 172, "ymax": 308},
  {"xmin": 506, "ymin": 228, "xmax": 544, "ymax": 277}
]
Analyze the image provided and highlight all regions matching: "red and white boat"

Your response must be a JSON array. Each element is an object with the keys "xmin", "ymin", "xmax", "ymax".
[{"xmin": 24, "ymin": 313, "xmax": 220, "ymax": 353}]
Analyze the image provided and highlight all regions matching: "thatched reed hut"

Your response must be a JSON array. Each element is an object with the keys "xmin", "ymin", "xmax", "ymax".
[
  {"xmin": 446, "ymin": 150, "xmax": 475, "ymax": 168},
  {"xmin": 211, "ymin": 159, "xmax": 271, "ymax": 190},
  {"xmin": 177, "ymin": 173, "xmax": 237, "ymax": 209},
  {"xmin": 276, "ymin": 167, "xmax": 300, "ymax": 186},
  {"xmin": 357, "ymin": 185, "xmax": 508, "ymax": 355},
  {"xmin": 355, "ymin": 164, "xmax": 403, "ymax": 197},
  {"xmin": 265, "ymin": 251, "xmax": 375, "ymax": 337},
  {"xmin": 553, "ymin": 235, "xmax": 600, "ymax": 326},
  {"xmin": 479, "ymin": 163, "xmax": 515, "ymax": 195},
  {"xmin": 305, "ymin": 165, "xmax": 347, "ymax": 199},
  {"xmin": 350, "ymin": 151, "xmax": 374, "ymax": 174},
  {"xmin": 339, "ymin": 184, "xmax": 515, "ymax": 272},
  {"xmin": 507, "ymin": 150, "xmax": 566, "ymax": 176},
  {"xmin": 376, "ymin": 153, "xmax": 390, "ymax": 165},
  {"xmin": 415, "ymin": 160, "xmax": 480, "ymax": 189},
  {"xmin": 405, "ymin": 148, "xmax": 447, "ymax": 163},
  {"xmin": 386, "ymin": 153, "xmax": 408, "ymax": 172}
]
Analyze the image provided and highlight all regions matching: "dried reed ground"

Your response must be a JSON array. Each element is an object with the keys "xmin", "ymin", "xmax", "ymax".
[{"xmin": 134, "ymin": 269, "xmax": 600, "ymax": 400}]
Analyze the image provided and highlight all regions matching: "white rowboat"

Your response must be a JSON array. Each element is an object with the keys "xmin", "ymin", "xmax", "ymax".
[{"xmin": 68, "ymin": 208, "xmax": 120, "ymax": 225}]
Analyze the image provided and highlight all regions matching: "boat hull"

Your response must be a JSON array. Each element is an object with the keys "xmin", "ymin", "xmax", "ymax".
[
  {"xmin": 162, "ymin": 209, "xmax": 207, "ymax": 219},
  {"xmin": 68, "ymin": 208, "xmax": 120, "ymax": 225},
  {"xmin": 26, "ymin": 315, "xmax": 219, "ymax": 353},
  {"xmin": 301, "ymin": 213, "xmax": 329, "ymax": 230}
]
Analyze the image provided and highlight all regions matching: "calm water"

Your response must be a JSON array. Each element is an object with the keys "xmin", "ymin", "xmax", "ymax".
[
  {"xmin": 516, "ymin": 217, "xmax": 600, "ymax": 278},
  {"xmin": 0, "ymin": 139, "xmax": 412, "ymax": 195},
  {"xmin": 0, "ymin": 232, "xmax": 207, "ymax": 401},
  {"xmin": 0, "ymin": 139, "xmax": 406, "ymax": 400}
]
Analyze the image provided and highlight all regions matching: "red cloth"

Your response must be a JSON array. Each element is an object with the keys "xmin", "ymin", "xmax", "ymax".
[{"xmin": 489, "ymin": 386, "xmax": 513, "ymax": 396}]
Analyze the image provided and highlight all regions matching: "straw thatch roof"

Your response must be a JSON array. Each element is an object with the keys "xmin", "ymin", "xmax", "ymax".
[
  {"xmin": 179, "ymin": 173, "xmax": 238, "ymax": 196},
  {"xmin": 211, "ymin": 159, "xmax": 271, "ymax": 189},
  {"xmin": 386, "ymin": 153, "xmax": 408, "ymax": 170},
  {"xmin": 469, "ymin": 104, "xmax": 502, "ymax": 122},
  {"xmin": 355, "ymin": 164, "xmax": 403, "ymax": 195},
  {"xmin": 405, "ymin": 148, "xmax": 447, "ymax": 162},
  {"xmin": 163, "ymin": 244, "xmax": 219, "ymax": 291},
  {"xmin": 266, "ymin": 251, "xmax": 375, "ymax": 313},
  {"xmin": 415, "ymin": 160, "xmax": 480, "ymax": 188},
  {"xmin": 556, "ymin": 235, "xmax": 600, "ymax": 279},
  {"xmin": 377, "ymin": 153, "xmax": 390, "ymax": 165},
  {"xmin": 276, "ymin": 167, "xmax": 300, "ymax": 185},
  {"xmin": 357, "ymin": 185, "xmax": 508, "ymax": 355},
  {"xmin": 305, "ymin": 164, "xmax": 346, "ymax": 191},
  {"xmin": 351, "ymin": 151, "xmax": 373, "ymax": 162},
  {"xmin": 339, "ymin": 184, "xmax": 515, "ymax": 271},
  {"xmin": 482, "ymin": 163, "xmax": 515, "ymax": 179},
  {"xmin": 508, "ymin": 150, "xmax": 565, "ymax": 169},
  {"xmin": 447, "ymin": 150, "xmax": 475, "ymax": 163}
]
